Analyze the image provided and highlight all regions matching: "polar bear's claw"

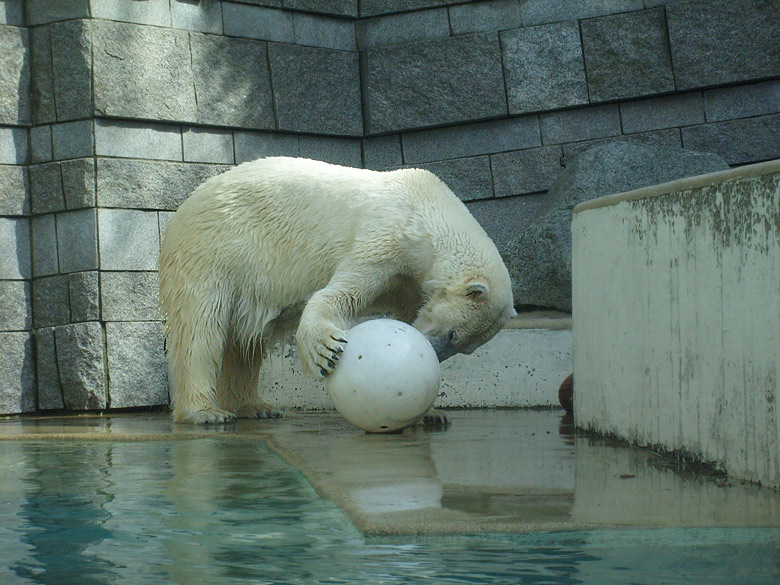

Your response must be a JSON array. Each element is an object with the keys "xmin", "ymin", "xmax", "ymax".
[{"xmin": 189, "ymin": 408, "xmax": 237, "ymax": 424}]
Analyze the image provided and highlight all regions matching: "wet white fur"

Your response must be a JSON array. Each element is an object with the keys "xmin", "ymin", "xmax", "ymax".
[{"xmin": 159, "ymin": 157, "xmax": 515, "ymax": 424}]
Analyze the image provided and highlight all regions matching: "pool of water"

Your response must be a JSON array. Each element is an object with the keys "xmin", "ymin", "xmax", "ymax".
[{"xmin": 1, "ymin": 440, "xmax": 778, "ymax": 585}]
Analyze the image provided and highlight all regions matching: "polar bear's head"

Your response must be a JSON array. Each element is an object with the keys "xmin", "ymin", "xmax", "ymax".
[{"xmin": 412, "ymin": 272, "xmax": 516, "ymax": 362}]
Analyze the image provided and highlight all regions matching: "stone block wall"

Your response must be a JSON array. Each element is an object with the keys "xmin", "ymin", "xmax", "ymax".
[{"xmin": 1, "ymin": 0, "xmax": 779, "ymax": 414}]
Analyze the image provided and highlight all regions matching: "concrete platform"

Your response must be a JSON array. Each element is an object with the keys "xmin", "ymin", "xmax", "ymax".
[{"xmin": 1, "ymin": 409, "xmax": 777, "ymax": 536}]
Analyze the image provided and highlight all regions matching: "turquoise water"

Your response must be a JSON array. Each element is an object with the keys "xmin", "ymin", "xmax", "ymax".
[{"xmin": 0, "ymin": 440, "xmax": 778, "ymax": 585}]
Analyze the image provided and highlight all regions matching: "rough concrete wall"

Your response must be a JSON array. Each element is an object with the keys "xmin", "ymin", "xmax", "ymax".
[
  {"xmin": 2, "ymin": 0, "xmax": 780, "ymax": 414},
  {"xmin": 572, "ymin": 161, "xmax": 780, "ymax": 488}
]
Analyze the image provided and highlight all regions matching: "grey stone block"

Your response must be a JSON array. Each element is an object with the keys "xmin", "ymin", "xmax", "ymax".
[
  {"xmin": 33, "ymin": 274, "xmax": 70, "ymax": 328},
  {"xmin": 223, "ymin": 2, "xmax": 294, "ymax": 42},
  {"xmin": 91, "ymin": 0, "xmax": 172, "ymax": 26},
  {"xmin": 30, "ymin": 162, "xmax": 65, "ymax": 215},
  {"xmin": 298, "ymin": 136, "xmax": 362, "ymax": 168},
  {"xmin": 561, "ymin": 127, "xmax": 683, "ymax": 161},
  {"xmin": 0, "ymin": 217, "xmax": 30, "ymax": 279},
  {"xmin": 56, "ymin": 209, "xmax": 98, "ymax": 273},
  {"xmin": 491, "ymin": 145, "xmax": 564, "ymax": 197},
  {"xmin": 0, "ymin": 164, "xmax": 28, "ymax": 215},
  {"xmin": 234, "ymin": 131, "xmax": 299, "ymax": 164},
  {"xmin": 98, "ymin": 209, "xmax": 160, "ymax": 271},
  {"xmin": 364, "ymin": 33, "xmax": 506, "ymax": 134},
  {"xmin": 0, "ymin": 0, "xmax": 24, "ymax": 26},
  {"xmin": 0, "ymin": 280, "xmax": 31, "ymax": 330},
  {"xmin": 0, "ymin": 332, "xmax": 35, "ymax": 414},
  {"xmin": 34, "ymin": 327, "xmax": 64, "ymax": 410},
  {"xmin": 414, "ymin": 156, "xmax": 493, "ymax": 201},
  {"xmin": 521, "ymin": 0, "xmax": 644, "ymax": 25},
  {"xmin": 25, "ymin": 0, "xmax": 89, "ymax": 25},
  {"xmin": 158, "ymin": 211, "xmax": 175, "ymax": 241},
  {"xmin": 93, "ymin": 21, "xmax": 196, "ymax": 123},
  {"xmin": 97, "ymin": 159, "xmax": 229, "ymax": 210},
  {"xmin": 95, "ymin": 120, "xmax": 183, "ymax": 161},
  {"xmin": 183, "ymin": 128, "xmax": 235, "ymax": 165},
  {"xmin": 69, "ymin": 271, "xmax": 99, "ymax": 322},
  {"xmin": 540, "ymin": 104, "xmax": 620, "ymax": 145},
  {"xmin": 171, "ymin": 0, "xmax": 223, "ymax": 33},
  {"xmin": 294, "ymin": 12, "xmax": 356, "ymax": 51},
  {"xmin": 449, "ymin": 0, "xmax": 522, "ymax": 35},
  {"xmin": 61, "ymin": 158, "xmax": 96, "ymax": 210},
  {"xmin": 501, "ymin": 21, "xmax": 588, "ymax": 115},
  {"xmin": 356, "ymin": 8, "xmax": 449, "ymax": 49},
  {"xmin": 0, "ymin": 126, "xmax": 27, "ymax": 164},
  {"xmin": 286, "ymin": 0, "xmax": 358, "ymax": 17},
  {"xmin": 681, "ymin": 114, "xmax": 780, "ymax": 166},
  {"xmin": 581, "ymin": 9, "xmax": 674, "ymax": 102},
  {"xmin": 507, "ymin": 141, "xmax": 728, "ymax": 311},
  {"xmin": 30, "ymin": 26, "xmax": 55, "ymax": 124},
  {"xmin": 190, "ymin": 33, "xmax": 274, "ymax": 130},
  {"xmin": 0, "ymin": 24, "xmax": 29, "ymax": 125},
  {"xmin": 101, "ymin": 271, "xmax": 160, "ymax": 322},
  {"xmin": 620, "ymin": 93, "xmax": 705, "ymax": 134},
  {"xmin": 668, "ymin": 0, "xmax": 780, "ymax": 91},
  {"xmin": 30, "ymin": 125, "xmax": 52, "ymax": 163},
  {"xmin": 52, "ymin": 120, "xmax": 94, "ymax": 160},
  {"xmin": 363, "ymin": 134, "xmax": 402, "ymax": 170},
  {"xmin": 703, "ymin": 80, "xmax": 780, "ymax": 123},
  {"xmin": 51, "ymin": 20, "xmax": 93, "ymax": 121},
  {"xmin": 360, "ymin": 0, "xmax": 453, "ymax": 17},
  {"xmin": 270, "ymin": 44, "xmax": 362, "ymax": 136},
  {"xmin": 402, "ymin": 116, "xmax": 541, "ymax": 163},
  {"xmin": 106, "ymin": 321, "xmax": 168, "ymax": 408},
  {"xmin": 55, "ymin": 321, "xmax": 107, "ymax": 410},
  {"xmin": 31, "ymin": 213, "xmax": 58, "ymax": 277}
]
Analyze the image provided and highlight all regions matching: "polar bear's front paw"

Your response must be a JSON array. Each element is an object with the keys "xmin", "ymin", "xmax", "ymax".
[
  {"xmin": 299, "ymin": 324, "xmax": 347, "ymax": 379},
  {"xmin": 178, "ymin": 408, "xmax": 237, "ymax": 424}
]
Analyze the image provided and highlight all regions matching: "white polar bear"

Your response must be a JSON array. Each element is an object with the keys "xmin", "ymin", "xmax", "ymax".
[{"xmin": 159, "ymin": 157, "xmax": 516, "ymax": 424}]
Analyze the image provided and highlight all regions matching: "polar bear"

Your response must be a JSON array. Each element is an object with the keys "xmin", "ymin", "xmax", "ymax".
[{"xmin": 159, "ymin": 157, "xmax": 516, "ymax": 424}]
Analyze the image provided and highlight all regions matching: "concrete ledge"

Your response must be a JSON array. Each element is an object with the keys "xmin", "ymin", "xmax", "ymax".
[{"xmin": 573, "ymin": 158, "xmax": 780, "ymax": 488}]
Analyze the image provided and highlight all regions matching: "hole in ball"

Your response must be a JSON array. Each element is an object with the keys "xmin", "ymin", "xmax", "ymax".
[
  {"xmin": 357, "ymin": 354, "xmax": 363, "ymax": 360},
  {"xmin": 380, "ymin": 425, "xmax": 388, "ymax": 430}
]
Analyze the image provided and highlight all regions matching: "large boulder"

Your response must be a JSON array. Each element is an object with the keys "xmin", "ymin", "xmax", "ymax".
[{"xmin": 507, "ymin": 141, "xmax": 728, "ymax": 312}]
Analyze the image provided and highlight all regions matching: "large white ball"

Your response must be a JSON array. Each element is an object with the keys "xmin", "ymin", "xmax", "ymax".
[{"xmin": 326, "ymin": 319, "xmax": 441, "ymax": 433}]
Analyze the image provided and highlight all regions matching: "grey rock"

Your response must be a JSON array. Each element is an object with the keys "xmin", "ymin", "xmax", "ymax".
[
  {"xmin": 94, "ymin": 120, "xmax": 183, "ymax": 161},
  {"xmin": 294, "ymin": 12, "xmax": 356, "ymax": 51},
  {"xmin": 31, "ymin": 213, "xmax": 58, "ymax": 277},
  {"xmin": 449, "ymin": 0, "xmax": 522, "ymax": 35},
  {"xmin": 93, "ymin": 21, "xmax": 196, "ymax": 122},
  {"xmin": 101, "ymin": 271, "xmax": 161, "ymax": 322},
  {"xmin": 97, "ymin": 209, "xmax": 160, "ymax": 271},
  {"xmin": 51, "ymin": 20, "xmax": 93, "ymax": 121},
  {"xmin": 30, "ymin": 125, "xmax": 52, "ymax": 163},
  {"xmin": 57, "ymin": 209, "xmax": 98, "ymax": 273},
  {"xmin": 97, "ymin": 158, "xmax": 229, "ymax": 210},
  {"xmin": 520, "ymin": 0, "xmax": 644, "ymax": 26},
  {"xmin": 69, "ymin": 271, "xmax": 99, "ymax": 322},
  {"xmin": 223, "ymin": 2, "xmax": 294, "ymax": 42},
  {"xmin": 25, "ymin": 0, "xmax": 89, "ymax": 25},
  {"xmin": 507, "ymin": 141, "xmax": 729, "ymax": 311},
  {"xmin": 0, "ymin": 332, "xmax": 35, "ymax": 414},
  {"xmin": 171, "ymin": 0, "xmax": 223, "ymax": 33},
  {"xmin": 29, "ymin": 24, "xmax": 55, "ymax": 124},
  {"xmin": 285, "ymin": 0, "xmax": 358, "ymax": 17},
  {"xmin": 540, "ymin": 104, "xmax": 620, "ymax": 145},
  {"xmin": 105, "ymin": 321, "xmax": 168, "ymax": 408},
  {"xmin": 363, "ymin": 33, "xmax": 506, "ymax": 134},
  {"xmin": 561, "ymin": 128, "xmax": 682, "ymax": 161},
  {"xmin": 356, "ymin": 8, "xmax": 449, "ymax": 50},
  {"xmin": 61, "ymin": 158, "xmax": 96, "ymax": 210},
  {"xmin": 360, "ymin": 0, "xmax": 450, "ymax": 17},
  {"xmin": 34, "ymin": 327, "xmax": 64, "ymax": 410},
  {"xmin": 270, "ymin": 44, "xmax": 362, "ymax": 136},
  {"xmin": 0, "ymin": 126, "xmax": 26, "ymax": 164},
  {"xmin": 0, "ymin": 280, "xmax": 31, "ymax": 330},
  {"xmin": 1, "ymin": 0, "xmax": 24, "ymax": 26},
  {"xmin": 620, "ymin": 93, "xmax": 704, "ymax": 134},
  {"xmin": 402, "ymin": 116, "xmax": 540, "ymax": 164},
  {"xmin": 0, "ymin": 163, "xmax": 28, "ymax": 215},
  {"xmin": 681, "ymin": 114, "xmax": 780, "ymax": 166},
  {"xmin": 182, "ymin": 128, "xmax": 235, "ymax": 164},
  {"xmin": 501, "ymin": 21, "xmax": 588, "ymax": 115},
  {"xmin": 234, "ymin": 131, "xmax": 299, "ymax": 164},
  {"xmin": 52, "ymin": 120, "xmax": 93, "ymax": 160},
  {"xmin": 703, "ymin": 80, "xmax": 780, "ymax": 123},
  {"xmin": 30, "ymin": 162, "xmax": 65, "ymax": 215},
  {"xmin": 55, "ymin": 321, "xmax": 107, "ymax": 410},
  {"xmin": 414, "ymin": 156, "xmax": 493, "ymax": 202},
  {"xmin": 0, "ymin": 217, "xmax": 30, "ymax": 279},
  {"xmin": 91, "ymin": 0, "xmax": 171, "ymax": 26},
  {"xmin": 363, "ymin": 134, "xmax": 402, "ymax": 170},
  {"xmin": 491, "ymin": 145, "xmax": 564, "ymax": 198},
  {"xmin": 0, "ymin": 24, "xmax": 29, "ymax": 125},
  {"xmin": 581, "ymin": 9, "xmax": 674, "ymax": 102},
  {"xmin": 668, "ymin": 0, "xmax": 780, "ymax": 90},
  {"xmin": 298, "ymin": 136, "xmax": 362, "ymax": 168},
  {"xmin": 33, "ymin": 274, "xmax": 70, "ymax": 328},
  {"xmin": 190, "ymin": 33, "xmax": 274, "ymax": 130}
]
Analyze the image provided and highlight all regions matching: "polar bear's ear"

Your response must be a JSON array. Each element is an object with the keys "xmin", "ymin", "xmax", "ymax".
[{"xmin": 464, "ymin": 282, "xmax": 489, "ymax": 300}]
